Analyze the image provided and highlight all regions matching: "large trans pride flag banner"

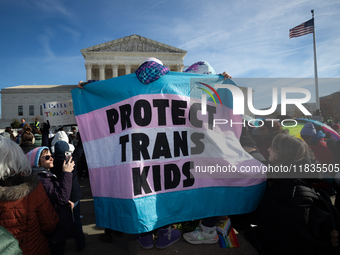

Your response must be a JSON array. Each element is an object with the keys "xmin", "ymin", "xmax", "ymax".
[{"xmin": 71, "ymin": 72, "xmax": 266, "ymax": 234}]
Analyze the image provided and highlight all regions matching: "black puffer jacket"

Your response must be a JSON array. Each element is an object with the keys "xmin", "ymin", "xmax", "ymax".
[{"xmin": 259, "ymin": 158, "xmax": 326, "ymax": 255}]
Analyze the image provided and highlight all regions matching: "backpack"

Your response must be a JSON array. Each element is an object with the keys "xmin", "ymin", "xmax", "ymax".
[{"xmin": 284, "ymin": 185, "xmax": 340, "ymax": 254}]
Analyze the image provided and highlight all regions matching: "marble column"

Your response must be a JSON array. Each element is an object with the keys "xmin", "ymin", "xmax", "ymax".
[
  {"xmin": 125, "ymin": 64, "xmax": 132, "ymax": 75},
  {"xmin": 176, "ymin": 64, "xmax": 184, "ymax": 72},
  {"xmin": 85, "ymin": 63, "xmax": 92, "ymax": 81},
  {"xmin": 99, "ymin": 63, "xmax": 106, "ymax": 80},
  {"xmin": 111, "ymin": 64, "xmax": 118, "ymax": 78}
]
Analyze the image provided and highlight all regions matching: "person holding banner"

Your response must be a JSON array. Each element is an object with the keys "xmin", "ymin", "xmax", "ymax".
[{"xmin": 73, "ymin": 57, "xmax": 264, "ymax": 250}]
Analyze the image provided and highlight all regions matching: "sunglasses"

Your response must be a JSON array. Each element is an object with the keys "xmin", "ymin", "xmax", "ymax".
[{"xmin": 41, "ymin": 155, "xmax": 54, "ymax": 160}]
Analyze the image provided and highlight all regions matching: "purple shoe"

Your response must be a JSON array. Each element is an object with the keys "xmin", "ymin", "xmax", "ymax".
[
  {"xmin": 136, "ymin": 232, "xmax": 154, "ymax": 249},
  {"xmin": 155, "ymin": 226, "xmax": 181, "ymax": 249}
]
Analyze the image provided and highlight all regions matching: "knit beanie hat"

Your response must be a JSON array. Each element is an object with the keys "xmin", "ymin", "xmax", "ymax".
[
  {"xmin": 26, "ymin": 146, "xmax": 49, "ymax": 168},
  {"xmin": 300, "ymin": 122, "xmax": 317, "ymax": 137},
  {"xmin": 135, "ymin": 59, "xmax": 169, "ymax": 85},
  {"xmin": 54, "ymin": 141, "xmax": 73, "ymax": 160},
  {"xmin": 184, "ymin": 61, "xmax": 216, "ymax": 75}
]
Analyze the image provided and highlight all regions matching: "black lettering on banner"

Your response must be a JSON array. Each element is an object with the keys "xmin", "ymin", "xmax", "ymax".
[
  {"xmin": 182, "ymin": 161, "xmax": 195, "ymax": 188},
  {"xmin": 153, "ymin": 99, "xmax": 169, "ymax": 126},
  {"xmin": 119, "ymin": 104, "xmax": 132, "ymax": 131},
  {"xmin": 152, "ymin": 165, "xmax": 162, "ymax": 192},
  {"xmin": 132, "ymin": 166, "xmax": 152, "ymax": 196},
  {"xmin": 206, "ymin": 105, "xmax": 217, "ymax": 130},
  {"xmin": 119, "ymin": 134, "xmax": 129, "ymax": 162},
  {"xmin": 174, "ymin": 131, "xmax": 188, "ymax": 157},
  {"xmin": 132, "ymin": 133, "xmax": 150, "ymax": 160},
  {"xmin": 172, "ymin": 100, "xmax": 187, "ymax": 125},
  {"xmin": 191, "ymin": 132, "xmax": 205, "ymax": 155},
  {"xmin": 152, "ymin": 133, "xmax": 172, "ymax": 159},
  {"xmin": 189, "ymin": 103, "xmax": 203, "ymax": 128},
  {"xmin": 134, "ymin": 100, "xmax": 152, "ymax": 127},
  {"xmin": 164, "ymin": 164, "xmax": 181, "ymax": 190},
  {"xmin": 106, "ymin": 108, "xmax": 119, "ymax": 134}
]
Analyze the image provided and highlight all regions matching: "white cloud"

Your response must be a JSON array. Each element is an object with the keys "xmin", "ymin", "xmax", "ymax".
[
  {"xmin": 37, "ymin": 27, "xmax": 56, "ymax": 60},
  {"xmin": 59, "ymin": 26, "xmax": 81, "ymax": 42},
  {"xmin": 31, "ymin": 0, "xmax": 72, "ymax": 17}
]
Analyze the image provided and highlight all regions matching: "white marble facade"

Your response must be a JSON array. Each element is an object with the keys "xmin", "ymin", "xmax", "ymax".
[
  {"xmin": 0, "ymin": 35, "xmax": 187, "ymax": 127},
  {"xmin": 81, "ymin": 34, "xmax": 187, "ymax": 81},
  {"xmin": 0, "ymin": 85, "xmax": 77, "ymax": 127}
]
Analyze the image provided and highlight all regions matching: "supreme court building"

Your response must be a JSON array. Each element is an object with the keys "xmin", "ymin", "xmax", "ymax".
[{"xmin": 0, "ymin": 35, "xmax": 187, "ymax": 127}]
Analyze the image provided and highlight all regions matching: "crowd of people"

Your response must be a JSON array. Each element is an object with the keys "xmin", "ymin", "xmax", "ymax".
[
  {"xmin": 1, "ymin": 58, "xmax": 340, "ymax": 255},
  {"xmin": 0, "ymin": 121, "xmax": 86, "ymax": 255}
]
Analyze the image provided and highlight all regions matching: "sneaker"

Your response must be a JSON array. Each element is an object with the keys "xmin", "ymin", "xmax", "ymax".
[
  {"xmin": 136, "ymin": 233, "xmax": 154, "ymax": 249},
  {"xmin": 183, "ymin": 223, "xmax": 219, "ymax": 244},
  {"xmin": 155, "ymin": 226, "xmax": 181, "ymax": 249}
]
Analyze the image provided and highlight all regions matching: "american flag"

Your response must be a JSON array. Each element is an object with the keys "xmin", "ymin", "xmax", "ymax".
[{"xmin": 289, "ymin": 18, "xmax": 314, "ymax": 38}]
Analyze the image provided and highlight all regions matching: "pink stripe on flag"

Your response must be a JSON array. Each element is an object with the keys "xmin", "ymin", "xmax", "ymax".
[
  {"xmin": 77, "ymin": 94, "xmax": 242, "ymax": 143},
  {"xmin": 89, "ymin": 158, "xmax": 266, "ymax": 199}
]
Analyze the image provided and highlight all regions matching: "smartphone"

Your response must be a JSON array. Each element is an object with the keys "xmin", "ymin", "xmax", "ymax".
[{"xmin": 65, "ymin": 151, "xmax": 72, "ymax": 163}]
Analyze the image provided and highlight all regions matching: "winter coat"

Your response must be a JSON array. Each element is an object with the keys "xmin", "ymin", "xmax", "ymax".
[
  {"xmin": 51, "ymin": 138, "xmax": 83, "ymax": 203},
  {"xmin": 32, "ymin": 167, "xmax": 75, "ymax": 243},
  {"xmin": 20, "ymin": 142, "xmax": 36, "ymax": 154},
  {"xmin": 40, "ymin": 121, "xmax": 50, "ymax": 147},
  {"xmin": 259, "ymin": 158, "xmax": 323, "ymax": 255},
  {"xmin": 34, "ymin": 134, "xmax": 42, "ymax": 147},
  {"xmin": 0, "ymin": 174, "xmax": 58, "ymax": 255},
  {"xmin": 0, "ymin": 225, "xmax": 23, "ymax": 255},
  {"xmin": 68, "ymin": 133, "xmax": 78, "ymax": 147}
]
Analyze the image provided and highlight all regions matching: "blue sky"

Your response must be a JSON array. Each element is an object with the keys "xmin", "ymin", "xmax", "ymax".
[{"xmin": 0, "ymin": 0, "xmax": 339, "ymax": 111}]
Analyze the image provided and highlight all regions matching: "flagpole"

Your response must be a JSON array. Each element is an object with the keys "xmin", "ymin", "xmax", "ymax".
[{"xmin": 311, "ymin": 9, "xmax": 320, "ymax": 112}]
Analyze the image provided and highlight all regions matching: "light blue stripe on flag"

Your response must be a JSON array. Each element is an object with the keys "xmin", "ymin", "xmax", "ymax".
[
  {"xmin": 93, "ymin": 182, "xmax": 266, "ymax": 234},
  {"xmin": 71, "ymin": 72, "xmax": 237, "ymax": 116}
]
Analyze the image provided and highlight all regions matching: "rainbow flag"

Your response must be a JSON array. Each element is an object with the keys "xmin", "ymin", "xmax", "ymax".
[
  {"xmin": 217, "ymin": 217, "xmax": 240, "ymax": 248},
  {"xmin": 71, "ymin": 72, "xmax": 266, "ymax": 234}
]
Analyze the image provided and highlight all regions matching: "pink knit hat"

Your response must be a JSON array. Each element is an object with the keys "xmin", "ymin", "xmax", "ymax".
[{"xmin": 26, "ymin": 146, "xmax": 49, "ymax": 168}]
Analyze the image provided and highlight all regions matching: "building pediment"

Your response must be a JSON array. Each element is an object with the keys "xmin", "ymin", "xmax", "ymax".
[{"xmin": 81, "ymin": 34, "xmax": 187, "ymax": 54}]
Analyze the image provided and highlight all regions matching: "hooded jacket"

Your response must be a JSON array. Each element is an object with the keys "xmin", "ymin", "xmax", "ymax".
[
  {"xmin": 32, "ymin": 167, "xmax": 75, "ymax": 244},
  {"xmin": 0, "ymin": 174, "xmax": 58, "ymax": 255},
  {"xmin": 50, "ymin": 131, "xmax": 74, "ymax": 154},
  {"xmin": 26, "ymin": 147, "xmax": 74, "ymax": 244},
  {"xmin": 51, "ymin": 139, "xmax": 84, "ymax": 202}
]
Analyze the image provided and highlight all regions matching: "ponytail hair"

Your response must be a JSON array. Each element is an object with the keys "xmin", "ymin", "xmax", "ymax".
[{"xmin": 21, "ymin": 124, "xmax": 34, "ymax": 143}]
